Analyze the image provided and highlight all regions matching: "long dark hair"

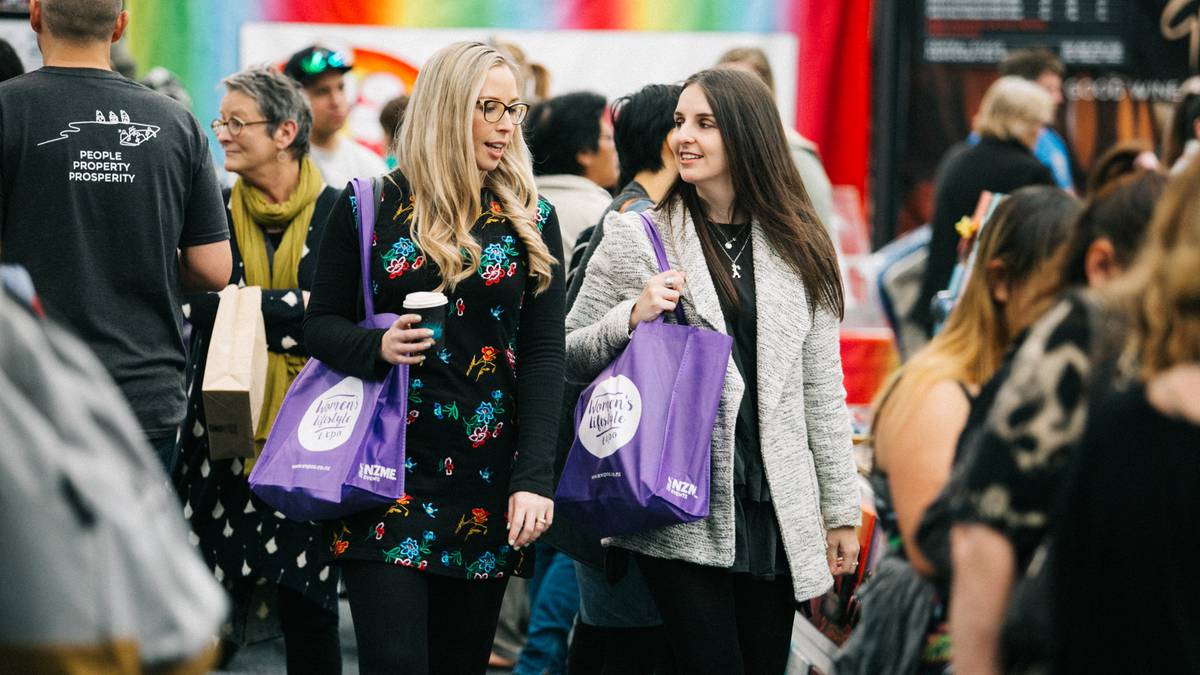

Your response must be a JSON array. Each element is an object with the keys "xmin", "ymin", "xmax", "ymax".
[{"xmin": 661, "ymin": 68, "xmax": 843, "ymax": 318}]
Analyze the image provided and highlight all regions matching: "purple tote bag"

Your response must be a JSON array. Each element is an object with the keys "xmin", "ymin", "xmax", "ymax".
[
  {"xmin": 555, "ymin": 213, "xmax": 733, "ymax": 537},
  {"xmin": 249, "ymin": 177, "xmax": 408, "ymax": 521}
]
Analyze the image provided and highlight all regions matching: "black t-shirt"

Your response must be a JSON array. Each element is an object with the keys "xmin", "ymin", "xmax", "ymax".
[{"xmin": 0, "ymin": 67, "xmax": 228, "ymax": 436}]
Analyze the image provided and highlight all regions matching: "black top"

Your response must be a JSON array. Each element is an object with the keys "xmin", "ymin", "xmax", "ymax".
[
  {"xmin": 917, "ymin": 136, "xmax": 1055, "ymax": 334},
  {"xmin": 702, "ymin": 220, "xmax": 786, "ymax": 579},
  {"xmin": 1052, "ymin": 380, "xmax": 1200, "ymax": 674},
  {"xmin": 303, "ymin": 175, "xmax": 566, "ymax": 579},
  {"xmin": 0, "ymin": 67, "xmax": 228, "ymax": 436}
]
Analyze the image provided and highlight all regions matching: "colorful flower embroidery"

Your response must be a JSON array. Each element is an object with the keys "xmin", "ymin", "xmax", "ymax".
[
  {"xmin": 433, "ymin": 401, "xmax": 460, "ymax": 421},
  {"xmin": 437, "ymin": 348, "xmax": 452, "ymax": 364},
  {"xmin": 442, "ymin": 457, "xmax": 455, "ymax": 476},
  {"xmin": 407, "ymin": 410, "xmax": 419, "ymax": 425},
  {"xmin": 381, "ymin": 237, "xmax": 425, "ymax": 279},
  {"xmin": 332, "ymin": 524, "xmax": 351, "ymax": 556},
  {"xmin": 467, "ymin": 346, "xmax": 499, "ymax": 382},
  {"xmin": 374, "ymin": 522, "xmax": 386, "ymax": 540},
  {"xmin": 535, "ymin": 198, "xmax": 551, "ymax": 232},
  {"xmin": 506, "ymin": 338, "xmax": 517, "ymax": 371},
  {"xmin": 462, "ymin": 393, "xmax": 506, "ymax": 447},
  {"xmin": 404, "ymin": 458, "xmax": 417, "ymax": 474},
  {"xmin": 478, "ymin": 236, "xmax": 520, "ymax": 286},
  {"xmin": 422, "ymin": 502, "xmax": 439, "ymax": 518},
  {"xmin": 490, "ymin": 306, "xmax": 504, "ymax": 320},
  {"xmin": 456, "ymin": 508, "xmax": 490, "ymax": 540},
  {"xmin": 441, "ymin": 549, "xmax": 463, "ymax": 567},
  {"xmin": 479, "ymin": 467, "xmax": 492, "ymax": 484},
  {"xmin": 386, "ymin": 494, "xmax": 412, "ymax": 517},
  {"xmin": 455, "ymin": 298, "xmax": 465, "ymax": 316},
  {"xmin": 384, "ymin": 531, "xmax": 435, "ymax": 569},
  {"xmin": 409, "ymin": 378, "xmax": 424, "ymax": 403}
]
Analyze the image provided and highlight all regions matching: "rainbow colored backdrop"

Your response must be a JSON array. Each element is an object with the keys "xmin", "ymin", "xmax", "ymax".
[{"xmin": 123, "ymin": 0, "xmax": 869, "ymax": 190}]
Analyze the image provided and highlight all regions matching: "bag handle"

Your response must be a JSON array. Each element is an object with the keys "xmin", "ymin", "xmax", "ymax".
[
  {"xmin": 636, "ymin": 211, "xmax": 686, "ymax": 325},
  {"xmin": 350, "ymin": 177, "xmax": 382, "ymax": 319}
]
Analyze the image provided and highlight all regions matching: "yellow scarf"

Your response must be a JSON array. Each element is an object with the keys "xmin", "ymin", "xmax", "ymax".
[{"xmin": 229, "ymin": 156, "xmax": 324, "ymax": 472}]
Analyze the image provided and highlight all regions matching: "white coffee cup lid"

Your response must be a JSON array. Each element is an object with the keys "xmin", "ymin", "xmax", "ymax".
[{"xmin": 403, "ymin": 291, "xmax": 449, "ymax": 309}]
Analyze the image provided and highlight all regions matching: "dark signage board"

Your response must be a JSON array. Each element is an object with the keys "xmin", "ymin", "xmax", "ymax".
[{"xmin": 922, "ymin": 1, "xmax": 1196, "ymax": 79}]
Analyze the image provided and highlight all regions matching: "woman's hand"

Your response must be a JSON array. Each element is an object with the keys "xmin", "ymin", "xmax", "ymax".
[
  {"xmin": 826, "ymin": 526, "xmax": 861, "ymax": 576},
  {"xmin": 507, "ymin": 491, "xmax": 554, "ymax": 550},
  {"xmin": 379, "ymin": 314, "xmax": 433, "ymax": 365},
  {"xmin": 628, "ymin": 269, "xmax": 687, "ymax": 331}
]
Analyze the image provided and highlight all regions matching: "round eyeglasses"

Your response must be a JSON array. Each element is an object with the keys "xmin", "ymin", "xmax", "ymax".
[
  {"xmin": 211, "ymin": 117, "xmax": 270, "ymax": 137},
  {"xmin": 477, "ymin": 99, "xmax": 529, "ymax": 125}
]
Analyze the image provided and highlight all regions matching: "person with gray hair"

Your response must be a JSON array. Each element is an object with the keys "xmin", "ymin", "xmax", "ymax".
[
  {"xmin": 0, "ymin": 0, "xmax": 230, "ymax": 470},
  {"xmin": 172, "ymin": 64, "xmax": 344, "ymax": 673}
]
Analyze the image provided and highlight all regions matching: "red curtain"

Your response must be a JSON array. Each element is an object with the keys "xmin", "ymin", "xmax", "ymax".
[{"xmin": 789, "ymin": 0, "xmax": 872, "ymax": 196}]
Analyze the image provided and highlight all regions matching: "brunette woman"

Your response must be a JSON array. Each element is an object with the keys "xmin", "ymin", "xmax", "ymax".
[
  {"xmin": 303, "ymin": 42, "xmax": 564, "ymax": 674},
  {"xmin": 566, "ymin": 68, "xmax": 858, "ymax": 674}
]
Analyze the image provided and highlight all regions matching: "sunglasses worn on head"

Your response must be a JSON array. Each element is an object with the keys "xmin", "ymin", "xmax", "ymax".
[
  {"xmin": 477, "ymin": 99, "xmax": 529, "ymax": 125},
  {"xmin": 301, "ymin": 48, "xmax": 352, "ymax": 75}
]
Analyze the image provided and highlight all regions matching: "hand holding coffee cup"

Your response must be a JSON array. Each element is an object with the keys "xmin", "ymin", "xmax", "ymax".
[
  {"xmin": 403, "ymin": 292, "xmax": 449, "ymax": 350},
  {"xmin": 379, "ymin": 314, "xmax": 434, "ymax": 366}
]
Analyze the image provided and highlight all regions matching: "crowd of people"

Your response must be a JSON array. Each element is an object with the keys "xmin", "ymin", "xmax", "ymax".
[{"xmin": 1, "ymin": 1, "xmax": 1197, "ymax": 675}]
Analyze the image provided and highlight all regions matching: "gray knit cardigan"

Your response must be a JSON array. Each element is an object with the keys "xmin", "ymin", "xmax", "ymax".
[{"xmin": 564, "ymin": 205, "xmax": 860, "ymax": 602}]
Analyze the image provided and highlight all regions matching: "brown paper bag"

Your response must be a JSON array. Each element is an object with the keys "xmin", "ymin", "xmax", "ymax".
[{"xmin": 202, "ymin": 285, "xmax": 267, "ymax": 459}]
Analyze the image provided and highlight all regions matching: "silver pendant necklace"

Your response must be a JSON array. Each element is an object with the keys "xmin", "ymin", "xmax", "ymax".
[{"xmin": 711, "ymin": 222, "xmax": 749, "ymax": 278}]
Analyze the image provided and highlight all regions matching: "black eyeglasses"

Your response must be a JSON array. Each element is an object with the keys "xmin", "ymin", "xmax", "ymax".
[
  {"xmin": 300, "ymin": 48, "xmax": 352, "ymax": 75},
  {"xmin": 211, "ymin": 117, "xmax": 270, "ymax": 136},
  {"xmin": 477, "ymin": 99, "xmax": 529, "ymax": 125}
]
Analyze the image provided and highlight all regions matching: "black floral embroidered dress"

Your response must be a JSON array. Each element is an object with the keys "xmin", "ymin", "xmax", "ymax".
[{"xmin": 304, "ymin": 175, "xmax": 565, "ymax": 580}]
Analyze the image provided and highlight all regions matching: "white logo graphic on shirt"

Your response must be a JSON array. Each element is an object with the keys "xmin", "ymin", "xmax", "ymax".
[
  {"xmin": 577, "ymin": 375, "xmax": 642, "ymax": 458},
  {"xmin": 298, "ymin": 376, "xmax": 365, "ymax": 452},
  {"xmin": 38, "ymin": 110, "xmax": 161, "ymax": 147}
]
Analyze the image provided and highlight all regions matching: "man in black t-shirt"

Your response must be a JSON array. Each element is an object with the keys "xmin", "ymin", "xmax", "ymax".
[{"xmin": 0, "ymin": 0, "xmax": 231, "ymax": 470}]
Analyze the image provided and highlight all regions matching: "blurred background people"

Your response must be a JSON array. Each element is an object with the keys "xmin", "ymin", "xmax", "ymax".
[
  {"xmin": 176, "ymin": 66, "xmax": 343, "ymax": 673},
  {"xmin": 917, "ymin": 76, "xmax": 1058, "ymax": 336},
  {"xmin": 949, "ymin": 167, "xmax": 1166, "ymax": 674},
  {"xmin": 995, "ymin": 48, "xmax": 1075, "ymax": 192},
  {"xmin": 0, "ymin": 37, "xmax": 25, "ymax": 83},
  {"xmin": 378, "ymin": 93, "xmax": 409, "ymax": 170},
  {"xmin": 283, "ymin": 44, "xmax": 386, "ymax": 188},
  {"xmin": 1051, "ymin": 160, "xmax": 1200, "ymax": 674},
  {"xmin": 1163, "ymin": 81, "xmax": 1200, "ymax": 175},
  {"xmin": 526, "ymin": 91, "xmax": 620, "ymax": 264},
  {"xmin": 715, "ymin": 46, "xmax": 835, "ymax": 238},
  {"xmin": 850, "ymin": 186, "xmax": 1077, "ymax": 674}
]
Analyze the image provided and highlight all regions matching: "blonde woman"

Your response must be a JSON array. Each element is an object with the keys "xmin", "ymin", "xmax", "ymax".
[
  {"xmin": 918, "ymin": 76, "xmax": 1058, "ymax": 335},
  {"xmin": 864, "ymin": 186, "xmax": 1077, "ymax": 673},
  {"xmin": 304, "ymin": 41, "xmax": 565, "ymax": 674}
]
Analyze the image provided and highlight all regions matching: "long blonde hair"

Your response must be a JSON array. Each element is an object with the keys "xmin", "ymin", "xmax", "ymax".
[
  {"xmin": 1108, "ymin": 158, "xmax": 1200, "ymax": 378},
  {"xmin": 395, "ymin": 41, "xmax": 555, "ymax": 293},
  {"xmin": 874, "ymin": 186, "xmax": 1078, "ymax": 428}
]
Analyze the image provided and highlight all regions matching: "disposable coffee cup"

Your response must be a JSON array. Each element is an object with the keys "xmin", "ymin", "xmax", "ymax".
[{"xmin": 403, "ymin": 291, "xmax": 449, "ymax": 352}]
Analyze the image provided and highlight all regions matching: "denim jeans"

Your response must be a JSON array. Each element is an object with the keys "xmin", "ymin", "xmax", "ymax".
[{"xmin": 514, "ymin": 546, "xmax": 579, "ymax": 675}]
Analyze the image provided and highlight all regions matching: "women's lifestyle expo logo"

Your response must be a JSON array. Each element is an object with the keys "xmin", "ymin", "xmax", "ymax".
[
  {"xmin": 298, "ymin": 376, "xmax": 364, "ymax": 452},
  {"xmin": 578, "ymin": 375, "xmax": 642, "ymax": 458}
]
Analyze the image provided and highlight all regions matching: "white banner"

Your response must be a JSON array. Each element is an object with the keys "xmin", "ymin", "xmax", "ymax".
[{"xmin": 240, "ymin": 22, "xmax": 797, "ymax": 151}]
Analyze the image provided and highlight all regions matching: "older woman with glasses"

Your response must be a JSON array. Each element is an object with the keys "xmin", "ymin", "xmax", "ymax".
[{"xmin": 174, "ymin": 66, "xmax": 342, "ymax": 674}]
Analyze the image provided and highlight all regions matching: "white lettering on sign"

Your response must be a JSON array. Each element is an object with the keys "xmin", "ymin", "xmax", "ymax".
[
  {"xmin": 577, "ymin": 375, "xmax": 642, "ymax": 458},
  {"xmin": 298, "ymin": 376, "xmax": 365, "ymax": 452}
]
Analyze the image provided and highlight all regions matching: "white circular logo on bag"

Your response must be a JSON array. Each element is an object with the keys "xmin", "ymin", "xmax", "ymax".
[
  {"xmin": 298, "ymin": 376, "xmax": 365, "ymax": 452},
  {"xmin": 578, "ymin": 375, "xmax": 642, "ymax": 458}
]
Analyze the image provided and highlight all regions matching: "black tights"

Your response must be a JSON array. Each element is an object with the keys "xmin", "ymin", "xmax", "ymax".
[
  {"xmin": 277, "ymin": 584, "xmax": 342, "ymax": 674},
  {"xmin": 341, "ymin": 561, "xmax": 509, "ymax": 675},
  {"xmin": 567, "ymin": 621, "xmax": 674, "ymax": 675},
  {"xmin": 636, "ymin": 554, "xmax": 796, "ymax": 675}
]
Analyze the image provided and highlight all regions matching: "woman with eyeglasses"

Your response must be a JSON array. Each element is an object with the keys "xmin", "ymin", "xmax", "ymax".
[
  {"xmin": 174, "ymin": 66, "xmax": 342, "ymax": 672},
  {"xmin": 304, "ymin": 41, "xmax": 565, "ymax": 674}
]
